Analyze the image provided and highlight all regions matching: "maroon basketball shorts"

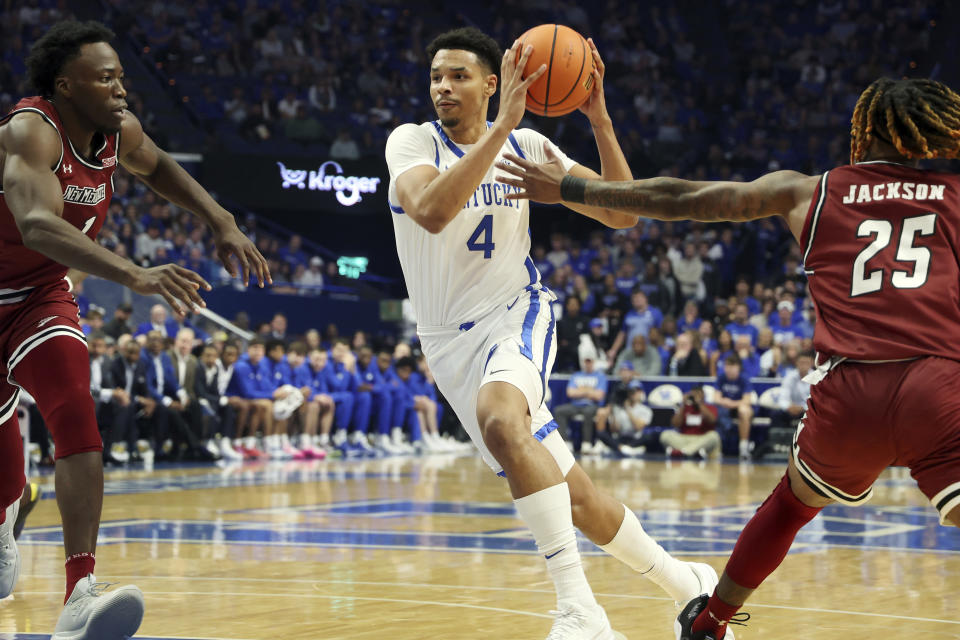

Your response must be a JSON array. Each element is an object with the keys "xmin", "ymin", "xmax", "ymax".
[
  {"xmin": 794, "ymin": 357, "xmax": 960, "ymax": 524},
  {"xmin": 0, "ymin": 279, "xmax": 87, "ymax": 426}
]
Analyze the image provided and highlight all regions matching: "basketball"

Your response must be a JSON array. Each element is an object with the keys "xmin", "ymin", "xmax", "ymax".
[{"xmin": 517, "ymin": 24, "xmax": 595, "ymax": 117}]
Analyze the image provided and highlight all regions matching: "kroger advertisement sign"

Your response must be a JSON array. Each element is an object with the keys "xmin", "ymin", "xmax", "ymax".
[{"xmin": 204, "ymin": 153, "xmax": 387, "ymax": 214}]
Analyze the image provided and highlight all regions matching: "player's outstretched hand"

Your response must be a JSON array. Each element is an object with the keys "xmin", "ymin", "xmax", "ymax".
[
  {"xmin": 496, "ymin": 41, "xmax": 546, "ymax": 131},
  {"xmin": 130, "ymin": 264, "xmax": 211, "ymax": 317},
  {"xmin": 496, "ymin": 141, "xmax": 568, "ymax": 204},
  {"xmin": 213, "ymin": 224, "xmax": 272, "ymax": 288},
  {"xmin": 578, "ymin": 38, "xmax": 609, "ymax": 126}
]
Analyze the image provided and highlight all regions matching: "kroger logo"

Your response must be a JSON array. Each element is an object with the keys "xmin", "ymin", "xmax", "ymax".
[{"xmin": 277, "ymin": 161, "xmax": 381, "ymax": 207}]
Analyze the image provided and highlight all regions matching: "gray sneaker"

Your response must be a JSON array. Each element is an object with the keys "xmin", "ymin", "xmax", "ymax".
[
  {"xmin": 53, "ymin": 574, "xmax": 144, "ymax": 640},
  {"xmin": 0, "ymin": 498, "xmax": 20, "ymax": 598}
]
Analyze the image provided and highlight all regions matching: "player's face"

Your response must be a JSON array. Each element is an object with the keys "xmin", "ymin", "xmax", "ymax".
[
  {"xmin": 377, "ymin": 353, "xmax": 392, "ymax": 371},
  {"xmin": 201, "ymin": 349, "xmax": 218, "ymax": 367},
  {"xmin": 248, "ymin": 344, "xmax": 264, "ymax": 363},
  {"xmin": 59, "ymin": 42, "xmax": 127, "ymax": 135},
  {"xmin": 430, "ymin": 49, "xmax": 496, "ymax": 129},
  {"xmin": 310, "ymin": 351, "xmax": 328, "ymax": 370}
]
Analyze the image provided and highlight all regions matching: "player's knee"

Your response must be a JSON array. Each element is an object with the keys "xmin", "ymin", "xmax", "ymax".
[
  {"xmin": 479, "ymin": 413, "xmax": 523, "ymax": 455},
  {"xmin": 42, "ymin": 376, "xmax": 101, "ymax": 457}
]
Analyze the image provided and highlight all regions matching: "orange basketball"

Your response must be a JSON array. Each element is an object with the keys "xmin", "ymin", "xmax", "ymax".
[{"xmin": 517, "ymin": 24, "xmax": 595, "ymax": 117}]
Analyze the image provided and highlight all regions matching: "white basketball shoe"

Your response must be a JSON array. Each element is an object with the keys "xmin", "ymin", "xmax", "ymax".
[
  {"xmin": 0, "ymin": 498, "xmax": 20, "ymax": 598},
  {"xmin": 53, "ymin": 574, "xmax": 144, "ymax": 640},
  {"xmin": 545, "ymin": 602, "xmax": 627, "ymax": 640},
  {"xmin": 680, "ymin": 563, "xmax": 719, "ymax": 607}
]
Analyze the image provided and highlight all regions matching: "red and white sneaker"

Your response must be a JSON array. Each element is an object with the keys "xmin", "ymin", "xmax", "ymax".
[
  {"xmin": 301, "ymin": 445, "xmax": 327, "ymax": 460},
  {"xmin": 283, "ymin": 443, "xmax": 307, "ymax": 460}
]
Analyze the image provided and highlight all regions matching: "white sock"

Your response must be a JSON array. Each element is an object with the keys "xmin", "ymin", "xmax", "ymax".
[
  {"xmin": 281, "ymin": 433, "xmax": 291, "ymax": 447},
  {"xmin": 599, "ymin": 505, "xmax": 699, "ymax": 602},
  {"xmin": 319, "ymin": 433, "xmax": 330, "ymax": 445},
  {"xmin": 244, "ymin": 436, "xmax": 257, "ymax": 450},
  {"xmin": 514, "ymin": 483, "xmax": 597, "ymax": 608}
]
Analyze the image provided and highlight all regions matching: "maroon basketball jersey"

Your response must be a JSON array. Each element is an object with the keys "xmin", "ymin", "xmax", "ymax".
[
  {"xmin": 0, "ymin": 96, "xmax": 118, "ymax": 295},
  {"xmin": 801, "ymin": 160, "xmax": 960, "ymax": 361}
]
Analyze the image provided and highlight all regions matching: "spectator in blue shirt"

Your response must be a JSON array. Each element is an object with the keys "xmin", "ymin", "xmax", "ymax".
[
  {"xmin": 306, "ymin": 348, "xmax": 336, "ymax": 449},
  {"xmin": 228, "ymin": 338, "xmax": 275, "ymax": 457},
  {"xmin": 552, "ymin": 355, "xmax": 608, "ymax": 453},
  {"xmin": 277, "ymin": 234, "xmax": 308, "ymax": 272},
  {"xmin": 392, "ymin": 356, "xmax": 424, "ymax": 447},
  {"xmin": 714, "ymin": 353, "xmax": 755, "ymax": 461},
  {"xmin": 725, "ymin": 302, "xmax": 759, "ymax": 347},
  {"xmin": 734, "ymin": 277, "xmax": 761, "ymax": 316},
  {"xmin": 607, "ymin": 289, "xmax": 664, "ymax": 363},
  {"xmin": 676, "ymin": 300, "xmax": 701, "ymax": 334},
  {"xmin": 771, "ymin": 300, "xmax": 805, "ymax": 345},
  {"xmin": 774, "ymin": 350, "xmax": 814, "ymax": 430},
  {"xmin": 353, "ymin": 347, "xmax": 400, "ymax": 452},
  {"xmin": 284, "ymin": 342, "xmax": 327, "ymax": 458}
]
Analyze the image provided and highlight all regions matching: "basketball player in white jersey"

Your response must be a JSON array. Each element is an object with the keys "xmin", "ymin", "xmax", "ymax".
[{"xmin": 385, "ymin": 27, "xmax": 716, "ymax": 639}]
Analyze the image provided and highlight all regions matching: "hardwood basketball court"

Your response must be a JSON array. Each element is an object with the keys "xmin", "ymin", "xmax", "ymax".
[{"xmin": 1, "ymin": 455, "xmax": 958, "ymax": 639}]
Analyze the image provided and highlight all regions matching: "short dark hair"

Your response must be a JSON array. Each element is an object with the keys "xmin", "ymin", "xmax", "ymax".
[
  {"xmin": 798, "ymin": 350, "xmax": 815, "ymax": 360},
  {"xmin": 265, "ymin": 339, "xmax": 286, "ymax": 353},
  {"xmin": 288, "ymin": 341, "xmax": 308, "ymax": 356},
  {"xmin": 26, "ymin": 20, "xmax": 116, "ymax": 98},
  {"xmin": 724, "ymin": 353, "xmax": 742, "ymax": 366},
  {"xmin": 426, "ymin": 27, "xmax": 501, "ymax": 78},
  {"xmin": 248, "ymin": 337, "xmax": 265, "ymax": 348},
  {"xmin": 395, "ymin": 356, "xmax": 417, "ymax": 371},
  {"xmin": 223, "ymin": 341, "xmax": 240, "ymax": 353}
]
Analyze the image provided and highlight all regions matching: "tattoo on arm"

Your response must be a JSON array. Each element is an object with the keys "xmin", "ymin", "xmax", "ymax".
[{"xmin": 567, "ymin": 176, "xmax": 774, "ymax": 223}]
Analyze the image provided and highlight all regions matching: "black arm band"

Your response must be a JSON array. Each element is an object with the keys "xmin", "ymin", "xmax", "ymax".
[{"xmin": 560, "ymin": 175, "xmax": 588, "ymax": 204}]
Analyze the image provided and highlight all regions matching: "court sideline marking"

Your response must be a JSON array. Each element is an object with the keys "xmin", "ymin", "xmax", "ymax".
[{"xmin": 18, "ymin": 575, "xmax": 960, "ymax": 627}]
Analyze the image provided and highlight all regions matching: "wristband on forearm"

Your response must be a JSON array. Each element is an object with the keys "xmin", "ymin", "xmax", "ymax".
[{"xmin": 560, "ymin": 175, "xmax": 588, "ymax": 204}]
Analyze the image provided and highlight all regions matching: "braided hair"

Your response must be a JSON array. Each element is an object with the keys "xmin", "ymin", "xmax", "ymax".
[{"xmin": 850, "ymin": 77, "xmax": 960, "ymax": 163}]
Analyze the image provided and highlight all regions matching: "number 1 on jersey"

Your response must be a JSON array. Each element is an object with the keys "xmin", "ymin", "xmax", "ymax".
[{"xmin": 467, "ymin": 214, "xmax": 495, "ymax": 259}]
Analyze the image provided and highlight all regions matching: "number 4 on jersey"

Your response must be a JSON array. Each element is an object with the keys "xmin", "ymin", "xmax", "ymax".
[{"xmin": 467, "ymin": 214, "xmax": 495, "ymax": 259}]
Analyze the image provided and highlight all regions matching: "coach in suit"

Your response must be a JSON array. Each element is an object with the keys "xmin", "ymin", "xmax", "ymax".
[
  {"xmin": 144, "ymin": 330, "xmax": 204, "ymax": 459},
  {"xmin": 168, "ymin": 327, "xmax": 204, "ymax": 441},
  {"xmin": 134, "ymin": 304, "xmax": 181, "ymax": 338},
  {"xmin": 89, "ymin": 332, "xmax": 130, "ymax": 463},
  {"xmin": 107, "ymin": 340, "xmax": 155, "ymax": 462}
]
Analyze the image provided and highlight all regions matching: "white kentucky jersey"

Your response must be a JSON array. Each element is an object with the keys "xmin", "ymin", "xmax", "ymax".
[{"xmin": 385, "ymin": 121, "xmax": 576, "ymax": 329}]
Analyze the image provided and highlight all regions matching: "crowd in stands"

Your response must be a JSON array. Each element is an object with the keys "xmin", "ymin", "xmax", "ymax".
[{"xmin": 88, "ymin": 0, "xmax": 939, "ymax": 180}]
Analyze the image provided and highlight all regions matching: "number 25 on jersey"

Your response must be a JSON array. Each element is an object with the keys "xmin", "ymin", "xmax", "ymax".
[
  {"xmin": 467, "ymin": 214, "xmax": 495, "ymax": 259},
  {"xmin": 851, "ymin": 213, "xmax": 936, "ymax": 297}
]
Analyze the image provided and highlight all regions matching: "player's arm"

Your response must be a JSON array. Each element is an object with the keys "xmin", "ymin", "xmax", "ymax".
[
  {"xmin": 118, "ymin": 112, "xmax": 271, "ymax": 287},
  {"xmin": 563, "ymin": 38, "xmax": 636, "ymax": 230},
  {"xmin": 1, "ymin": 113, "xmax": 208, "ymax": 314},
  {"xmin": 498, "ymin": 158, "xmax": 820, "ymax": 241},
  {"xmin": 391, "ymin": 42, "xmax": 545, "ymax": 234}
]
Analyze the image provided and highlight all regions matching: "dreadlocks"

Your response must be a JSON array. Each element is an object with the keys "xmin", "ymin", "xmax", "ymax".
[{"xmin": 850, "ymin": 77, "xmax": 960, "ymax": 163}]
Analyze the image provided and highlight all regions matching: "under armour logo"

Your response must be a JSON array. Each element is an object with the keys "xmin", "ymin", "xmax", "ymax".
[
  {"xmin": 37, "ymin": 315, "xmax": 58, "ymax": 328},
  {"xmin": 62, "ymin": 164, "xmax": 73, "ymax": 174}
]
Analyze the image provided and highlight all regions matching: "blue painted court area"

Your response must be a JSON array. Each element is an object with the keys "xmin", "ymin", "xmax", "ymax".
[{"xmin": 19, "ymin": 499, "xmax": 960, "ymax": 556}]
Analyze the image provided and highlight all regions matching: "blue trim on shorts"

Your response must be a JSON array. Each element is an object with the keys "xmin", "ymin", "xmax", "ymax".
[
  {"xmin": 459, "ymin": 321, "xmax": 475, "ymax": 332},
  {"xmin": 540, "ymin": 302, "xmax": 556, "ymax": 404},
  {"xmin": 524, "ymin": 256, "xmax": 538, "ymax": 286},
  {"xmin": 533, "ymin": 420, "xmax": 559, "ymax": 442},
  {"xmin": 519, "ymin": 290, "xmax": 539, "ymax": 360}
]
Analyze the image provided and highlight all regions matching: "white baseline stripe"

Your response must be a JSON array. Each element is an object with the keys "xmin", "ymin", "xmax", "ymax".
[
  {"xmin": 14, "ymin": 590, "xmax": 551, "ymax": 620},
  {"xmin": 15, "ymin": 580, "xmax": 960, "ymax": 626}
]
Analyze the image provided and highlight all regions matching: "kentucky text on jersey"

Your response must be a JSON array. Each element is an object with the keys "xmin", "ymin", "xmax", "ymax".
[
  {"xmin": 842, "ymin": 181, "xmax": 946, "ymax": 204},
  {"xmin": 63, "ymin": 183, "xmax": 107, "ymax": 206},
  {"xmin": 462, "ymin": 181, "xmax": 523, "ymax": 211}
]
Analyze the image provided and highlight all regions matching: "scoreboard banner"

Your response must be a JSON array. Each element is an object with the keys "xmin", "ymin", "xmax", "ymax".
[{"xmin": 203, "ymin": 152, "xmax": 388, "ymax": 214}]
